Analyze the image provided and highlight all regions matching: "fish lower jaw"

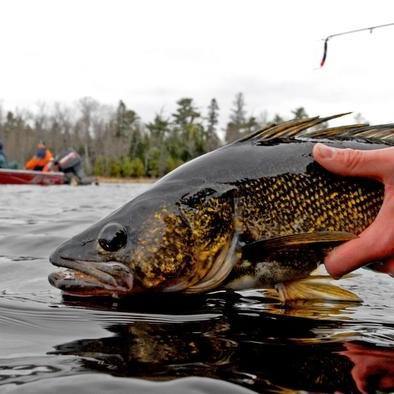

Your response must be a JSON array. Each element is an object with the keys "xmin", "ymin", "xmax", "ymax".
[{"xmin": 48, "ymin": 266, "xmax": 134, "ymax": 298}]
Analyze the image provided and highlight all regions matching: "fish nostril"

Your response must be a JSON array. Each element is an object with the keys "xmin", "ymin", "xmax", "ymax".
[{"xmin": 98, "ymin": 223, "xmax": 127, "ymax": 252}]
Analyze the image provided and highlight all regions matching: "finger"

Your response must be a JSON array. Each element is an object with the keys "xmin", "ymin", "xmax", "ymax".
[
  {"xmin": 325, "ymin": 234, "xmax": 380, "ymax": 278},
  {"xmin": 324, "ymin": 196, "xmax": 394, "ymax": 277},
  {"xmin": 375, "ymin": 257, "xmax": 394, "ymax": 276},
  {"xmin": 366, "ymin": 257, "xmax": 394, "ymax": 275},
  {"xmin": 313, "ymin": 144, "xmax": 394, "ymax": 182}
]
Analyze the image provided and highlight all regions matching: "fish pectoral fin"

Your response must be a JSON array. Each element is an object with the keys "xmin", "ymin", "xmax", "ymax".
[
  {"xmin": 242, "ymin": 231, "xmax": 357, "ymax": 262},
  {"xmin": 275, "ymin": 277, "xmax": 361, "ymax": 302}
]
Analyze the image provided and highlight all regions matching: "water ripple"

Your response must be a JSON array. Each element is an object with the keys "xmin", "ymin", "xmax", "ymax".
[{"xmin": 0, "ymin": 184, "xmax": 393, "ymax": 393}]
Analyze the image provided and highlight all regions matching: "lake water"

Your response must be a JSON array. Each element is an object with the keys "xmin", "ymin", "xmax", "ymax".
[{"xmin": 0, "ymin": 184, "xmax": 393, "ymax": 393}]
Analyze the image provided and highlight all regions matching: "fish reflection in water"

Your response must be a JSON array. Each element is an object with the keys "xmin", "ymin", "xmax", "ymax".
[{"xmin": 51, "ymin": 296, "xmax": 394, "ymax": 394}]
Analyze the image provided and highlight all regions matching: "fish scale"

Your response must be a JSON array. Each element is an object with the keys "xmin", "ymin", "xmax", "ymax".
[
  {"xmin": 224, "ymin": 170, "xmax": 384, "ymax": 290},
  {"xmin": 234, "ymin": 170, "xmax": 382, "ymax": 242}
]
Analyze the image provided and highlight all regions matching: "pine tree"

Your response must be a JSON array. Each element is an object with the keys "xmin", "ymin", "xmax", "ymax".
[
  {"xmin": 111, "ymin": 101, "xmax": 142, "ymax": 160},
  {"xmin": 115, "ymin": 100, "xmax": 138, "ymax": 138},
  {"xmin": 146, "ymin": 114, "xmax": 171, "ymax": 176},
  {"xmin": 243, "ymin": 116, "xmax": 260, "ymax": 135},
  {"xmin": 272, "ymin": 114, "xmax": 284, "ymax": 123},
  {"xmin": 172, "ymin": 98, "xmax": 200, "ymax": 127},
  {"xmin": 225, "ymin": 92, "xmax": 247, "ymax": 143},
  {"xmin": 206, "ymin": 98, "xmax": 220, "ymax": 150},
  {"xmin": 172, "ymin": 98, "xmax": 204, "ymax": 161},
  {"xmin": 291, "ymin": 107, "xmax": 308, "ymax": 120}
]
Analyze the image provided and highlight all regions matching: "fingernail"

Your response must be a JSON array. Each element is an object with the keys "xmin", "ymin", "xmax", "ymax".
[{"xmin": 316, "ymin": 143, "xmax": 335, "ymax": 159}]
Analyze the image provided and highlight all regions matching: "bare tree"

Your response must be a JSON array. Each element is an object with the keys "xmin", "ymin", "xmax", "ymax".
[{"xmin": 77, "ymin": 97, "xmax": 100, "ymax": 173}]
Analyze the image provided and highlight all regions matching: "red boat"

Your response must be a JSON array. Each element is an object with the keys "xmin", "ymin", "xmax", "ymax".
[{"xmin": 0, "ymin": 169, "xmax": 65, "ymax": 185}]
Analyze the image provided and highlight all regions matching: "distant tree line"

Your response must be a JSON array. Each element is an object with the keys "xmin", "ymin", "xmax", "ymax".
[{"xmin": 0, "ymin": 94, "xmax": 361, "ymax": 178}]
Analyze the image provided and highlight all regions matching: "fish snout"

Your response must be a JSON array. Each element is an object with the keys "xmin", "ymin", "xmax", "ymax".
[
  {"xmin": 49, "ymin": 236, "xmax": 98, "ymax": 267},
  {"xmin": 48, "ymin": 253, "xmax": 134, "ymax": 296},
  {"xmin": 48, "ymin": 230, "xmax": 137, "ymax": 296}
]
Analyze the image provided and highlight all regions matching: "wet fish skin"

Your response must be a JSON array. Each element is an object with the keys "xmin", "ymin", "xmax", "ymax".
[
  {"xmin": 48, "ymin": 116, "xmax": 390, "ymax": 297},
  {"xmin": 224, "ymin": 162, "xmax": 383, "ymax": 289}
]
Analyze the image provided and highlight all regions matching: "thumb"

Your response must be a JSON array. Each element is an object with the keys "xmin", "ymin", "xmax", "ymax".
[{"xmin": 312, "ymin": 143, "xmax": 394, "ymax": 182}]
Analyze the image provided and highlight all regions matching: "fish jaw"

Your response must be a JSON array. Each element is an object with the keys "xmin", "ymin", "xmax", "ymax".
[{"xmin": 48, "ymin": 257, "xmax": 135, "ymax": 297}]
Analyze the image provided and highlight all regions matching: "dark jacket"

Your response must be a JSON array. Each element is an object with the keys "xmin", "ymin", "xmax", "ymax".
[{"xmin": 0, "ymin": 148, "xmax": 7, "ymax": 168}]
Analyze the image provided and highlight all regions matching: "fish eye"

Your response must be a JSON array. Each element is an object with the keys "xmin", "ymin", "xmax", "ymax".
[{"xmin": 98, "ymin": 223, "xmax": 127, "ymax": 252}]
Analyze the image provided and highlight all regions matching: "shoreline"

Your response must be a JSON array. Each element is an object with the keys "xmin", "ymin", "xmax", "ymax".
[{"xmin": 96, "ymin": 176, "xmax": 157, "ymax": 184}]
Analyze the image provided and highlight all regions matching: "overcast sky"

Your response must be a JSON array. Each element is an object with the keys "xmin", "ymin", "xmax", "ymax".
[{"xmin": 1, "ymin": 0, "xmax": 394, "ymax": 127}]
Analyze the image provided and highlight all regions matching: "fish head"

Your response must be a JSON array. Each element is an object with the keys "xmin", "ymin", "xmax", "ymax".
[
  {"xmin": 48, "ymin": 191, "xmax": 196, "ymax": 297},
  {"xmin": 49, "ymin": 182, "xmax": 238, "ymax": 297}
]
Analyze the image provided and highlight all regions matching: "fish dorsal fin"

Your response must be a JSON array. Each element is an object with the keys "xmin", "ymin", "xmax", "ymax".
[
  {"xmin": 235, "ymin": 112, "xmax": 394, "ymax": 145},
  {"xmin": 306, "ymin": 123, "xmax": 394, "ymax": 143},
  {"xmin": 235, "ymin": 113, "xmax": 349, "ymax": 143}
]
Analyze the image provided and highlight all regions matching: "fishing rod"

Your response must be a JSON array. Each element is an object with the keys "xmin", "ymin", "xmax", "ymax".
[{"xmin": 320, "ymin": 22, "xmax": 394, "ymax": 67}]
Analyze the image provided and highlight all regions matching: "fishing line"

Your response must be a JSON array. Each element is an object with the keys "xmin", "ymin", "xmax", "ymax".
[{"xmin": 320, "ymin": 22, "xmax": 394, "ymax": 67}]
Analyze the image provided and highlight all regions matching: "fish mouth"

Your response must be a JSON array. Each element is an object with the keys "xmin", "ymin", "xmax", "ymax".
[{"xmin": 48, "ymin": 257, "xmax": 134, "ymax": 297}]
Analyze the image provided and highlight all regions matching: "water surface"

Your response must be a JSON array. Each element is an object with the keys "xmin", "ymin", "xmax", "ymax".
[{"xmin": 0, "ymin": 184, "xmax": 393, "ymax": 393}]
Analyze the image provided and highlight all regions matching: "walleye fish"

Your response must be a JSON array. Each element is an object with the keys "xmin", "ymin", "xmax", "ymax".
[{"xmin": 49, "ymin": 114, "xmax": 392, "ymax": 301}]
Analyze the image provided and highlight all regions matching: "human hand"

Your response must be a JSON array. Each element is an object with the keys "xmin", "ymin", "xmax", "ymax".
[
  {"xmin": 312, "ymin": 143, "xmax": 394, "ymax": 278},
  {"xmin": 341, "ymin": 342, "xmax": 394, "ymax": 394}
]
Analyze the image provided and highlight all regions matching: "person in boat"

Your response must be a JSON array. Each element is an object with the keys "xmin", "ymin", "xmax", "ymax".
[
  {"xmin": 0, "ymin": 141, "xmax": 19, "ymax": 169},
  {"xmin": 25, "ymin": 142, "xmax": 53, "ymax": 171},
  {"xmin": 0, "ymin": 141, "xmax": 8, "ymax": 168}
]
